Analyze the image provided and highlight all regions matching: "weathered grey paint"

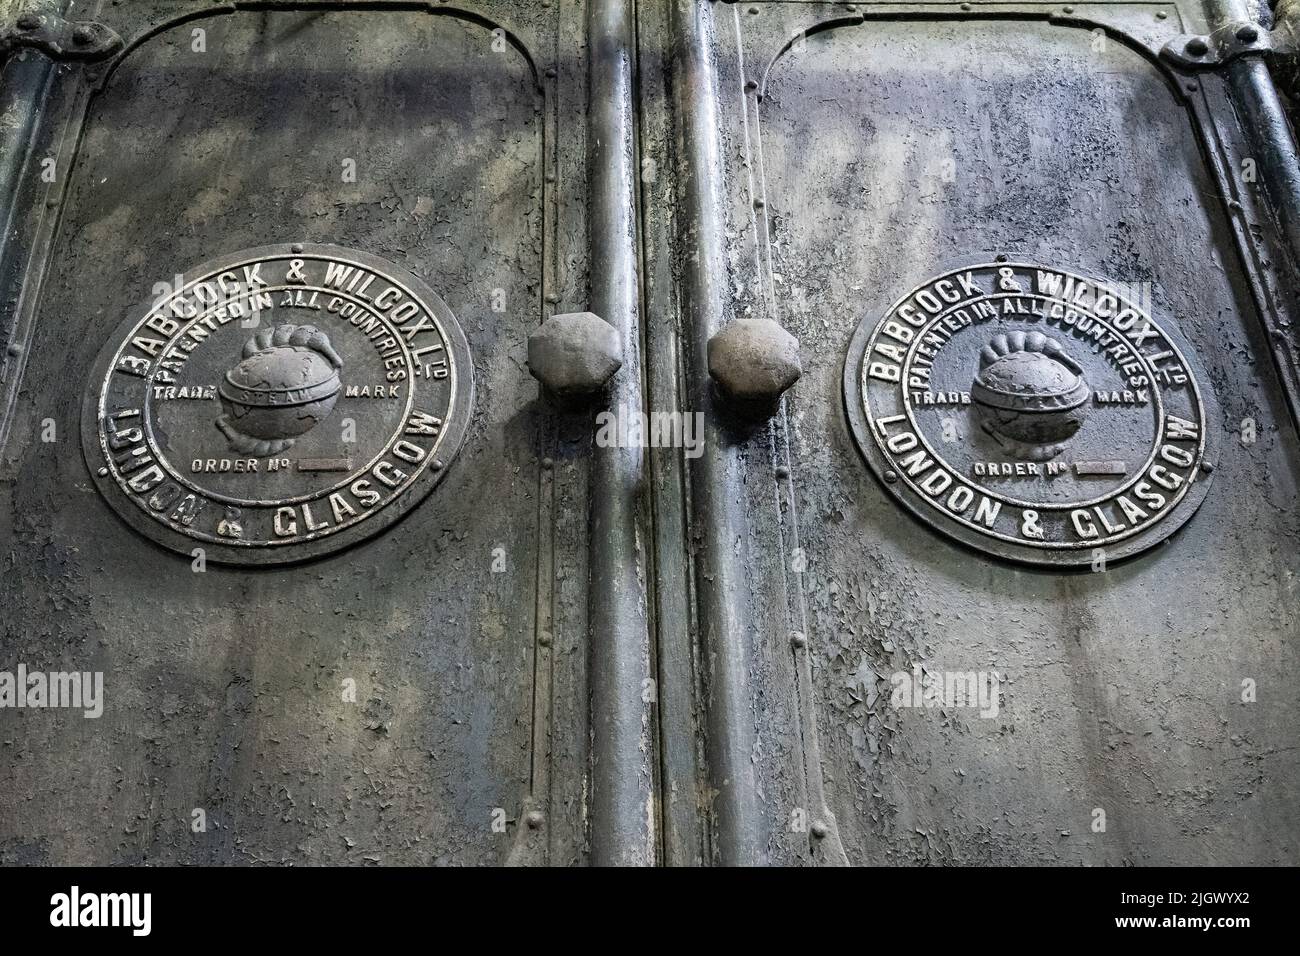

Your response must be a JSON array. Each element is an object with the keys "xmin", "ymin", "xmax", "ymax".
[
  {"xmin": 1, "ymin": 2, "xmax": 589, "ymax": 866},
  {"xmin": 637, "ymin": 2, "xmax": 1299, "ymax": 864},
  {"xmin": 3, "ymin": 0, "xmax": 1299, "ymax": 866}
]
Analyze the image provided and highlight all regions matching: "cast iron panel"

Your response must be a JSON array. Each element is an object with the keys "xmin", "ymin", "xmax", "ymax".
[
  {"xmin": 0, "ymin": 8, "xmax": 553, "ymax": 864},
  {"xmin": 751, "ymin": 16, "xmax": 1300, "ymax": 864}
]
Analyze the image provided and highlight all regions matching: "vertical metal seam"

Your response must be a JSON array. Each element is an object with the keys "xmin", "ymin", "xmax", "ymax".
[
  {"xmin": 626, "ymin": 0, "xmax": 675, "ymax": 867},
  {"xmin": 1202, "ymin": 0, "xmax": 1300, "ymax": 433},
  {"xmin": 1218, "ymin": 63, "xmax": 1300, "ymax": 431},
  {"xmin": 516, "ymin": 46, "xmax": 557, "ymax": 863},
  {"xmin": 728, "ymin": 5, "xmax": 772, "ymax": 314},
  {"xmin": 736, "ymin": 2, "xmax": 850, "ymax": 866},
  {"xmin": 671, "ymin": 0, "xmax": 765, "ymax": 866},
  {"xmin": 0, "ymin": 64, "xmax": 94, "ymax": 454},
  {"xmin": 586, "ymin": 0, "xmax": 655, "ymax": 867}
]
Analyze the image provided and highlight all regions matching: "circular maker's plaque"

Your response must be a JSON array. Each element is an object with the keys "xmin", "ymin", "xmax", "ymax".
[
  {"xmin": 844, "ymin": 260, "xmax": 1217, "ymax": 566},
  {"xmin": 82, "ymin": 243, "xmax": 473, "ymax": 565}
]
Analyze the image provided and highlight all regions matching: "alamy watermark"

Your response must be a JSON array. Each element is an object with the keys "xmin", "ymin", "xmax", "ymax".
[
  {"xmin": 0, "ymin": 665, "xmax": 103, "ymax": 718},
  {"xmin": 595, "ymin": 402, "xmax": 704, "ymax": 459},
  {"xmin": 890, "ymin": 666, "xmax": 1002, "ymax": 719},
  {"xmin": 50, "ymin": 886, "xmax": 150, "ymax": 936}
]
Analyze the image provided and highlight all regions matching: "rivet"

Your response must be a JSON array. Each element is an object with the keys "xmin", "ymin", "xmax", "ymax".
[
  {"xmin": 748, "ymin": 5, "xmax": 760, "ymax": 14},
  {"xmin": 291, "ymin": 243, "xmax": 304, "ymax": 253},
  {"xmin": 791, "ymin": 631, "xmax": 807, "ymax": 649},
  {"xmin": 961, "ymin": 2, "xmax": 971, "ymax": 9},
  {"xmin": 775, "ymin": 464, "xmax": 790, "ymax": 479},
  {"xmin": 1228, "ymin": 199, "xmax": 1242, "ymax": 211},
  {"xmin": 545, "ymin": 171, "xmax": 556, "ymax": 183},
  {"xmin": 753, "ymin": 198, "xmax": 765, "ymax": 209},
  {"xmin": 1201, "ymin": 460, "xmax": 1214, "ymax": 474},
  {"xmin": 1186, "ymin": 81, "xmax": 1199, "ymax": 92},
  {"xmin": 811, "ymin": 821, "xmax": 828, "ymax": 839},
  {"xmin": 98, "ymin": 467, "xmax": 109, "ymax": 476},
  {"xmin": 73, "ymin": 26, "xmax": 96, "ymax": 45},
  {"xmin": 744, "ymin": 79, "xmax": 758, "ymax": 92},
  {"xmin": 432, "ymin": 459, "xmax": 444, "ymax": 471},
  {"xmin": 542, "ymin": 456, "xmax": 554, "ymax": 470},
  {"xmin": 884, "ymin": 469, "xmax": 898, "ymax": 483},
  {"xmin": 545, "ymin": 67, "xmax": 557, "ymax": 79},
  {"xmin": 1186, "ymin": 37, "xmax": 1209, "ymax": 57},
  {"xmin": 707, "ymin": 318, "xmax": 801, "ymax": 418},
  {"xmin": 995, "ymin": 253, "xmax": 1009, "ymax": 262},
  {"xmin": 529, "ymin": 311, "xmax": 623, "ymax": 401},
  {"xmin": 1063, "ymin": 4, "xmax": 1074, "ymax": 12},
  {"xmin": 1236, "ymin": 25, "xmax": 1259, "ymax": 43},
  {"xmin": 539, "ymin": 632, "xmax": 552, "ymax": 647},
  {"xmin": 525, "ymin": 810, "xmax": 544, "ymax": 829},
  {"xmin": 17, "ymin": 13, "xmax": 42, "ymax": 30},
  {"xmin": 1156, "ymin": 10, "xmax": 1168, "ymax": 19},
  {"xmin": 6, "ymin": 344, "xmax": 21, "ymax": 356}
]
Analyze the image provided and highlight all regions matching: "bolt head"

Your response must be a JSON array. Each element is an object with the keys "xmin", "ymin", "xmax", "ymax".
[
  {"xmin": 707, "ymin": 319, "xmax": 801, "ymax": 416},
  {"xmin": 527, "ymin": 312, "xmax": 622, "ymax": 401}
]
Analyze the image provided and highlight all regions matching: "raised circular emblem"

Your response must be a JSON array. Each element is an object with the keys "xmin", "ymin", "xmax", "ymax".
[
  {"xmin": 844, "ymin": 260, "xmax": 1216, "ymax": 566},
  {"xmin": 82, "ymin": 243, "xmax": 473, "ymax": 565}
]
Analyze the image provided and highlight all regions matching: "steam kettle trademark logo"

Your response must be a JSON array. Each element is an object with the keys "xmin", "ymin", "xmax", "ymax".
[
  {"xmin": 216, "ymin": 324, "xmax": 344, "ymax": 456},
  {"xmin": 843, "ymin": 260, "xmax": 1217, "ymax": 566},
  {"xmin": 970, "ymin": 330, "xmax": 1088, "ymax": 461},
  {"xmin": 82, "ymin": 243, "xmax": 474, "ymax": 565}
]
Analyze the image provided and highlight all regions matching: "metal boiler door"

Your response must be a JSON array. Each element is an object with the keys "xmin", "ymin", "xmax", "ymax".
[{"xmin": 1, "ymin": 0, "xmax": 1298, "ymax": 866}]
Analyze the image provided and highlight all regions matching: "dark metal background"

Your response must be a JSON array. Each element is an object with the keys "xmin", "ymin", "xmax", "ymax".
[{"xmin": 2, "ymin": 0, "xmax": 1298, "ymax": 865}]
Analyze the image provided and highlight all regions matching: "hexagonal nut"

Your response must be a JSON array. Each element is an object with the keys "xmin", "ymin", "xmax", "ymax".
[
  {"xmin": 527, "ymin": 312, "xmax": 623, "ymax": 401},
  {"xmin": 707, "ymin": 319, "xmax": 801, "ymax": 415}
]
